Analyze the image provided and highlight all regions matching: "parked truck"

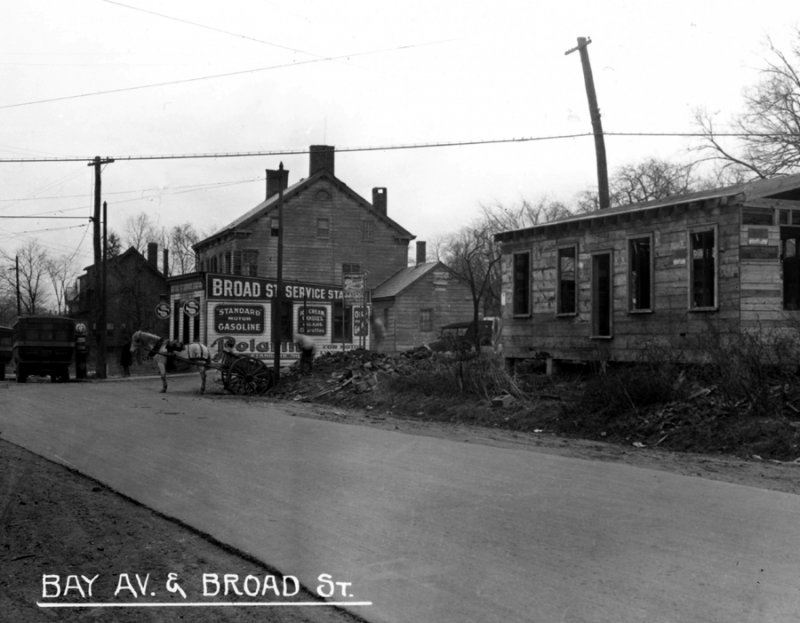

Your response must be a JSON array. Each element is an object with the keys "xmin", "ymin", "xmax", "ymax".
[{"xmin": 13, "ymin": 316, "xmax": 76, "ymax": 382}]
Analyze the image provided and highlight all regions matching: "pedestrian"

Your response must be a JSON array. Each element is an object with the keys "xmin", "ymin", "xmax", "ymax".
[
  {"xmin": 295, "ymin": 333, "xmax": 316, "ymax": 375},
  {"xmin": 370, "ymin": 312, "xmax": 385, "ymax": 351},
  {"xmin": 120, "ymin": 331, "xmax": 133, "ymax": 377}
]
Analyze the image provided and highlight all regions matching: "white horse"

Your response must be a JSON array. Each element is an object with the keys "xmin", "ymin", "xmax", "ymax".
[{"xmin": 130, "ymin": 330, "xmax": 211, "ymax": 393}]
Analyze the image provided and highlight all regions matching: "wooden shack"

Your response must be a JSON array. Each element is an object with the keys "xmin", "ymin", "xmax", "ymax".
[
  {"xmin": 496, "ymin": 174, "xmax": 800, "ymax": 370},
  {"xmin": 371, "ymin": 245, "xmax": 474, "ymax": 352}
]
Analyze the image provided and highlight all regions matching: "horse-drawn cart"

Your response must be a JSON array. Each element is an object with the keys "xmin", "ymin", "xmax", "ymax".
[
  {"xmin": 131, "ymin": 330, "xmax": 275, "ymax": 395},
  {"xmin": 215, "ymin": 349, "xmax": 275, "ymax": 395}
]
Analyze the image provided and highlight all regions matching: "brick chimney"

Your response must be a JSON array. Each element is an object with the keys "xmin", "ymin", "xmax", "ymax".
[
  {"xmin": 416, "ymin": 241, "xmax": 427, "ymax": 266},
  {"xmin": 266, "ymin": 167, "xmax": 289, "ymax": 199},
  {"xmin": 147, "ymin": 242, "xmax": 158, "ymax": 269},
  {"xmin": 372, "ymin": 187, "xmax": 387, "ymax": 215},
  {"xmin": 162, "ymin": 248, "xmax": 169, "ymax": 277},
  {"xmin": 309, "ymin": 145, "xmax": 335, "ymax": 176}
]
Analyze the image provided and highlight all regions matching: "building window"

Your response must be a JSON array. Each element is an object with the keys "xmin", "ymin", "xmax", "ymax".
[
  {"xmin": 557, "ymin": 245, "xmax": 577, "ymax": 315},
  {"xmin": 782, "ymin": 226, "xmax": 800, "ymax": 309},
  {"xmin": 512, "ymin": 252, "xmax": 531, "ymax": 316},
  {"xmin": 232, "ymin": 250, "xmax": 242, "ymax": 275},
  {"xmin": 361, "ymin": 220, "xmax": 374, "ymax": 242},
  {"xmin": 242, "ymin": 250, "xmax": 258, "ymax": 277},
  {"xmin": 419, "ymin": 308, "xmax": 433, "ymax": 332},
  {"xmin": 592, "ymin": 252, "xmax": 612, "ymax": 338},
  {"xmin": 270, "ymin": 218, "xmax": 280, "ymax": 237},
  {"xmin": 689, "ymin": 228, "xmax": 717, "ymax": 309},
  {"xmin": 317, "ymin": 218, "xmax": 330, "ymax": 238},
  {"xmin": 333, "ymin": 301, "xmax": 353, "ymax": 342},
  {"xmin": 628, "ymin": 236, "xmax": 653, "ymax": 311},
  {"xmin": 342, "ymin": 263, "xmax": 361, "ymax": 276}
]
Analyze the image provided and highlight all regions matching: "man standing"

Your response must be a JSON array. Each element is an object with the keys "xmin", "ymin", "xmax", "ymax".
[{"xmin": 295, "ymin": 333, "xmax": 316, "ymax": 375}]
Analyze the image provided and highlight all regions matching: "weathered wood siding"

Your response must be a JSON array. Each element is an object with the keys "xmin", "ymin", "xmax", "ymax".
[
  {"xmin": 378, "ymin": 270, "xmax": 474, "ymax": 352},
  {"xmin": 500, "ymin": 199, "xmax": 757, "ymax": 363},
  {"xmin": 198, "ymin": 178, "xmax": 409, "ymax": 290}
]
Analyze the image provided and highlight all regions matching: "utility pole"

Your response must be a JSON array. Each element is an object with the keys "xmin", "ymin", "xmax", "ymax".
[
  {"xmin": 15, "ymin": 255, "xmax": 21, "ymax": 316},
  {"xmin": 272, "ymin": 162, "xmax": 285, "ymax": 382},
  {"xmin": 566, "ymin": 36, "xmax": 610, "ymax": 210},
  {"xmin": 89, "ymin": 156, "xmax": 114, "ymax": 378}
]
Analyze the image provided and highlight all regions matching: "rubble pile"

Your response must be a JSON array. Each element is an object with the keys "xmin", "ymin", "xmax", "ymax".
[{"xmin": 274, "ymin": 347, "xmax": 436, "ymax": 403}]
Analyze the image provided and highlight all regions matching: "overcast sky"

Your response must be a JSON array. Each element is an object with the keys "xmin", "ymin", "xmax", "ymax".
[{"xmin": 0, "ymin": 0, "xmax": 798, "ymax": 272}]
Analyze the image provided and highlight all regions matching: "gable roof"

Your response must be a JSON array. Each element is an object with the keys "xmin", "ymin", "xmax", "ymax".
[
  {"xmin": 496, "ymin": 173, "xmax": 800, "ymax": 241},
  {"xmin": 81, "ymin": 246, "xmax": 164, "ymax": 280},
  {"xmin": 372, "ymin": 262, "xmax": 446, "ymax": 299},
  {"xmin": 195, "ymin": 170, "xmax": 414, "ymax": 250}
]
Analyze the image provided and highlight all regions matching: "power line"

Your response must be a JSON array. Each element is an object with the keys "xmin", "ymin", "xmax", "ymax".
[
  {"xmin": 0, "ymin": 215, "xmax": 90, "ymax": 219},
  {"xmin": 0, "ymin": 131, "xmax": 792, "ymax": 165},
  {"xmin": 103, "ymin": 0, "xmax": 323, "ymax": 58},
  {"xmin": 0, "ymin": 39, "xmax": 450, "ymax": 111}
]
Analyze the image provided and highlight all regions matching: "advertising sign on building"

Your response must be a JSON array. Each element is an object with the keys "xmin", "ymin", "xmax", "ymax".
[
  {"xmin": 297, "ymin": 306, "xmax": 327, "ymax": 336},
  {"xmin": 343, "ymin": 272, "xmax": 365, "ymax": 307},
  {"xmin": 193, "ymin": 273, "xmax": 366, "ymax": 362},
  {"xmin": 213, "ymin": 304, "xmax": 264, "ymax": 334}
]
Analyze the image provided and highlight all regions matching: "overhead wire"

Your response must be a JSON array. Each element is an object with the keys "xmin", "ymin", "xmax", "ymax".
[
  {"xmin": 0, "ymin": 130, "xmax": 791, "ymax": 165},
  {"xmin": 0, "ymin": 38, "xmax": 451, "ymax": 111},
  {"xmin": 102, "ymin": 0, "xmax": 324, "ymax": 58}
]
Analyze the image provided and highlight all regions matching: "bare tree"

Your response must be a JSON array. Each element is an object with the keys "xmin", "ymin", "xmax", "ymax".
[
  {"xmin": 438, "ymin": 222, "xmax": 503, "ymax": 348},
  {"xmin": 45, "ymin": 254, "xmax": 78, "ymax": 316},
  {"xmin": 576, "ymin": 157, "xmax": 710, "ymax": 210},
  {"xmin": 124, "ymin": 213, "xmax": 162, "ymax": 255},
  {"xmin": 695, "ymin": 31, "xmax": 800, "ymax": 179},
  {"xmin": 168, "ymin": 223, "xmax": 200, "ymax": 275},
  {"xmin": 480, "ymin": 197, "xmax": 572, "ymax": 232},
  {"xmin": 0, "ymin": 241, "xmax": 50, "ymax": 315}
]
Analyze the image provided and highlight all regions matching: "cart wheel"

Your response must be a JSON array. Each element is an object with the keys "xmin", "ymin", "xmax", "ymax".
[{"xmin": 226, "ymin": 357, "xmax": 273, "ymax": 395}]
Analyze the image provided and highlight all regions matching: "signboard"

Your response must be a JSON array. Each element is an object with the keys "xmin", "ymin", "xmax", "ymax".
[
  {"xmin": 154, "ymin": 301, "xmax": 171, "ymax": 319},
  {"xmin": 353, "ymin": 307, "xmax": 369, "ymax": 337},
  {"xmin": 298, "ymin": 306, "xmax": 327, "ymax": 336},
  {"xmin": 343, "ymin": 272, "xmax": 365, "ymax": 307},
  {"xmin": 213, "ymin": 304, "xmax": 264, "ymax": 335},
  {"xmin": 206, "ymin": 273, "xmax": 342, "ymax": 302},
  {"xmin": 183, "ymin": 299, "xmax": 200, "ymax": 317},
  {"xmin": 75, "ymin": 322, "xmax": 87, "ymax": 336}
]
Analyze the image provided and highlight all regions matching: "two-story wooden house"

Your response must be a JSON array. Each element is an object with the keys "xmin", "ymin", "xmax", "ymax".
[
  {"xmin": 69, "ymin": 244, "xmax": 169, "ymax": 356},
  {"xmin": 170, "ymin": 145, "xmax": 416, "ymax": 361}
]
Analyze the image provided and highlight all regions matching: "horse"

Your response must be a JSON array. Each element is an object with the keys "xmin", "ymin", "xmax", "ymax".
[{"xmin": 130, "ymin": 330, "xmax": 211, "ymax": 394}]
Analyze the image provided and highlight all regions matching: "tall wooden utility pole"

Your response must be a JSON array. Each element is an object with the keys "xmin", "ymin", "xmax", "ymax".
[
  {"xmin": 272, "ymin": 162, "xmax": 285, "ymax": 382},
  {"xmin": 89, "ymin": 156, "xmax": 114, "ymax": 378},
  {"xmin": 566, "ymin": 36, "xmax": 610, "ymax": 210}
]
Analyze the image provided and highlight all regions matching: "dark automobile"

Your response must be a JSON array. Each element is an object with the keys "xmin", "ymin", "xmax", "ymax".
[
  {"xmin": 0, "ymin": 325, "xmax": 12, "ymax": 380},
  {"xmin": 428, "ymin": 319, "xmax": 497, "ymax": 352},
  {"xmin": 13, "ymin": 316, "xmax": 76, "ymax": 383}
]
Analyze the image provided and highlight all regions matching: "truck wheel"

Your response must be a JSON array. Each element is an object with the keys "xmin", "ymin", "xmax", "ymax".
[{"xmin": 59, "ymin": 366, "xmax": 70, "ymax": 382}]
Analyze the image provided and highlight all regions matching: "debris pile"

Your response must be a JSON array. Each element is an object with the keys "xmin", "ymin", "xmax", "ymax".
[{"xmin": 274, "ymin": 347, "xmax": 436, "ymax": 403}]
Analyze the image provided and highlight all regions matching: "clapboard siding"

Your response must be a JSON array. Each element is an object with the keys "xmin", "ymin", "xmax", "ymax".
[
  {"xmin": 499, "ymin": 196, "xmax": 758, "ymax": 364},
  {"xmin": 195, "ymin": 177, "xmax": 411, "ymax": 292},
  {"xmin": 374, "ymin": 266, "xmax": 474, "ymax": 351}
]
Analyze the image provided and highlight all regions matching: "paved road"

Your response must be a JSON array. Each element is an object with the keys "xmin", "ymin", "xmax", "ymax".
[{"xmin": 2, "ymin": 376, "xmax": 800, "ymax": 622}]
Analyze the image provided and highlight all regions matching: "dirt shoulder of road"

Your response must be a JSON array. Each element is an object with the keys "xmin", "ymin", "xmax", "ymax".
[
  {"xmin": 0, "ymin": 431, "xmax": 366, "ymax": 623},
  {"xmin": 268, "ymin": 398, "xmax": 800, "ymax": 496}
]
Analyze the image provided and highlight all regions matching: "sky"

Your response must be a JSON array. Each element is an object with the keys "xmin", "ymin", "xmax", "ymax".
[{"xmin": 0, "ymin": 0, "xmax": 798, "ymax": 274}]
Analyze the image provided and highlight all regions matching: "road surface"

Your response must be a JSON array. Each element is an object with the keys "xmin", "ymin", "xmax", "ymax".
[{"xmin": 2, "ymin": 376, "xmax": 800, "ymax": 622}]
